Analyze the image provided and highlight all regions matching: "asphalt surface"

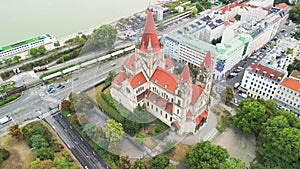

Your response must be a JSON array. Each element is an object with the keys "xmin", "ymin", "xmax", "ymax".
[{"xmin": 44, "ymin": 112, "xmax": 111, "ymax": 169}]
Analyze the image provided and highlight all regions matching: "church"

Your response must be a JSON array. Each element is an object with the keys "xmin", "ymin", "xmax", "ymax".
[{"xmin": 110, "ymin": 9, "xmax": 212, "ymax": 135}]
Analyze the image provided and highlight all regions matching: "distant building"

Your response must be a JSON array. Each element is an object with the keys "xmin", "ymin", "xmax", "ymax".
[
  {"xmin": 249, "ymin": 0, "xmax": 274, "ymax": 8},
  {"xmin": 274, "ymin": 70, "xmax": 300, "ymax": 116},
  {"xmin": 110, "ymin": 9, "xmax": 213, "ymax": 135}
]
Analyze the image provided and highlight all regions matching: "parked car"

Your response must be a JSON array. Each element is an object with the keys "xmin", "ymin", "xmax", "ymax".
[
  {"xmin": 73, "ymin": 77, "xmax": 79, "ymax": 81},
  {"xmin": 57, "ymin": 84, "xmax": 65, "ymax": 89},
  {"xmin": 234, "ymin": 82, "xmax": 241, "ymax": 89}
]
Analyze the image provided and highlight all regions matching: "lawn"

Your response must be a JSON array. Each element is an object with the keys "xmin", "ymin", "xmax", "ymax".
[
  {"xmin": 0, "ymin": 135, "xmax": 35, "ymax": 169},
  {"xmin": 165, "ymin": 143, "xmax": 191, "ymax": 162}
]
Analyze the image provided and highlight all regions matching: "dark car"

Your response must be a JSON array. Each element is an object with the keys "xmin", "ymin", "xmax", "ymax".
[{"xmin": 57, "ymin": 84, "xmax": 65, "ymax": 89}]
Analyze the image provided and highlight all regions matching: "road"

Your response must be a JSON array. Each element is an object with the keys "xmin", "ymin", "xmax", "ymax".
[{"xmin": 44, "ymin": 112, "xmax": 111, "ymax": 169}]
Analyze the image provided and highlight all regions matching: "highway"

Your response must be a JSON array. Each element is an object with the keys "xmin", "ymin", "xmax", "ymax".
[{"xmin": 44, "ymin": 112, "xmax": 111, "ymax": 169}]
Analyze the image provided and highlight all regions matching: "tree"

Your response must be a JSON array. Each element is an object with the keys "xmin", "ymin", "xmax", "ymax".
[
  {"xmin": 54, "ymin": 157, "xmax": 77, "ymax": 169},
  {"xmin": 157, "ymin": 20, "xmax": 164, "ymax": 32},
  {"xmin": 29, "ymin": 48, "xmax": 38, "ymax": 57},
  {"xmin": 30, "ymin": 134, "xmax": 49, "ymax": 149},
  {"xmin": 61, "ymin": 100, "xmax": 71, "ymax": 110},
  {"xmin": 232, "ymin": 99, "xmax": 267, "ymax": 133},
  {"xmin": 131, "ymin": 159, "xmax": 147, "ymax": 169},
  {"xmin": 76, "ymin": 113, "xmax": 88, "ymax": 125},
  {"xmin": 196, "ymin": 2, "xmax": 204, "ymax": 13},
  {"xmin": 8, "ymin": 123, "xmax": 23, "ymax": 140},
  {"xmin": 150, "ymin": 154, "xmax": 170, "ymax": 169},
  {"xmin": 220, "ymin": 86, "xmax": 234, "ymax": 105},
  {"xmin": 234, "ymin": 14, "xmax": 241, "ymax": 21},
  {"xmin": 13, "ymin": 55, "xmax": 21, "ymax": 62},
  {"xmin": 165, "ymin": 165, "xmax": 178, "ymax": 169},
  {"xmin": 103, "ymin": 119, "xmax": 125, "ymax": 143},
  {"xmin": 289, "ymin": 5, "xmax": 300, "ymax": 23},
  {"xmin": 186, "ymin": 141, "xmax": 230, "ymax": 169},
  {"xmin": 35, "ymin": 147, "xmax": 54, "ymax": 160},
  {"xmin": 84, "ymin": 24, "xmax": 118, "ymax": 51},
  {"xmin": 221, "ymin": 157, "xmax": 246, "ymax": 169},
  {"xmin": 294, "ymin": 31, "xmax": 300, "ymax": 40},
  {"xmin": 286, "ymin": 48, "xmax": 294, "ymax": 54},
  {"xmin": 118, "ymin": 154, "xmax": 131, "ymax": 169},
  {"xmin": 106, "ymin": 70, "xmax": 117, "ymax": 85},
  {"xmin": 191, "ymin": 8, "xmax": 198, "ymax": 17},
  {"xmin": 38, "ymin": 45, "xmax": 47, "ymax": 55},
  {"xmin": 83, "ymin": 123, "xmax": 96, "ymax": 137},
  {"xmin": 54, "ymin": 41, "xmax": 60, "ymax": 47}
]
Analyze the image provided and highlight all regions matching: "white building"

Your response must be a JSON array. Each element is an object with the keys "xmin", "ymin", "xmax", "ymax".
[
  {"xmin": 249, "ymin": 0, "xmax": 274, "ymax": 8},
  {"xmin": 274, "ymin": 71, "xmax": 300, "ymax": 116}
]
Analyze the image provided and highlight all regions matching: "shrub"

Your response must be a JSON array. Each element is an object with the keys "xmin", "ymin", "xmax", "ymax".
[{"xmin": 0, "ymin": 148, "xmax": 10, "ymax": 160}]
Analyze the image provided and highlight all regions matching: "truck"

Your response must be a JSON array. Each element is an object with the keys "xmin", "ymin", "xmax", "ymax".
[{"xmin": 0, "ymin": 116, "xmax": 12, "ymax": 125}]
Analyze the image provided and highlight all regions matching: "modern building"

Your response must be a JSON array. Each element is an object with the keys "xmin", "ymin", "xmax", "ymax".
[
  {"xmin": 110, "ymin": 9, "xmax": 212, "ymax": 135},
  {"xmin": 0, "ymin": 34, "xmax": 55, "ymax": 57},
  {"xmin": 241, "ymin": 48, "xmax": 288, "ymax": 99},
  {"xmin": 274, "ymin": 70, "xmax": 300, "ymax": 116},
  {"xmin": 249, "ymin": 0, "xmax": 274, "ymax": 8}
]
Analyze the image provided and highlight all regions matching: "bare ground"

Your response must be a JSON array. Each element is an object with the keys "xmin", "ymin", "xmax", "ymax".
[{"xmin": 211, "ymin": 125, "xmax": 256, "ymax": 165}]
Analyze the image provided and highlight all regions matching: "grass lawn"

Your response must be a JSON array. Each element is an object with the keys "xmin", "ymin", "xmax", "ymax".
[
  {"xmin": 0, "ymin": 134, "xmax": 35, "ymax": 169},
  {"xmin": 135, "ymin": 134, "xmax": 147, "ymax": 144},
  {"xmin": 211, "ymin": 105, "xmax": 232, "ymax": 133},
  {"xmin": 165, "ymin": 143, "xmax": 191, "ymax": 162}
]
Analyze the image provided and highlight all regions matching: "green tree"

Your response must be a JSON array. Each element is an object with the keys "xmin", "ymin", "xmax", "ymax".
[
  {"xmin": 8, "ymin": 123, "xmax": 23, "ymax": 140},
  {"xmin": 150, "ymin": 154, "xmax": 169, "ymax": 169},
  {"xmin": 118, "ymin": 154, "xmax": 131, "ymax": 169},
  {"xmin": 286, "ymin": 48, "xmax": 294, "ymax": 54},
  {"xmin": 232, "ymin": 99, "xmax": 267, "ymax": 133},
  {"xmin": 289, "ymin": 5, "xmax": 300, "ymax": 23},
  {"xmin": 131, "ymin": 159, "xmax": 147, "ymax": 169},
  {"xmin": 83, "ymin": 123, "xmax": 96, "ymax": 137},
  {"xmin": 220, "ymin": 86, "xmax": 234, "ymax": 105},
  {"xmin": 29, "ymin": 48, "xmax": 38, "ymax": 57},
  {"xmin": 38, "ymin": 45, "xmax": 47, "ymax": 55},
  {"xmin": 234, "ymin": 14, "xmax": 241, "ymax": 21},
  {"xmin": 165, "ymin": 165, "xmax": 178, "ymax": 169},
  {"xmin": 191, "ymin": 8, "xmax": 198, "ymax": 17},
  {"xmin": 54, "ymin": 157, "xmax": 78, "ymax": 169},
  {"xmin": 30, "ymin": 134, "xmax": 49, "ymax": 149},
  {"xmin": 35, "ymin": 147, "xmax": 54, "ymax": 160},
  {"xmin": 85, "ymin": 24, "xmax": 117, "ymax": 51},
  {"xmin": 54, "ymin": 41, "xmax": 60, "ymax": 47},
  {"xmin": 13, "ymin": 55, "xmax": 21, "ymax": 62},
  {"xmin": 186, "ymin": 141, "xmax": 230, "ymax": 169},
  {"xmin": 103, "ymin": 119, "xmax": 125, "ymax": 151},
  {"xmin": 106, "ymin": 70, "xmax": 117, "ymax": 85},
  {"xmin": 196, "ymin": 2, "xmax": 204, "ymax": 13},
  {"xmin": 294, "ymin": 31, "xmax": 300, "ymax": 40},
  {"xmin": 221, "ymin": 157, "xmax": 246, "ymax": 169}
]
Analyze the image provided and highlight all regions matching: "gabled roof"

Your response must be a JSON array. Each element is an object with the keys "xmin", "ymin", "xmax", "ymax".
[
  {"xmin": 180, "ymin": 65, "xmax": 191, "ymax": 83},
  {"xmin": 201, "ymin": 51, "xmax": 212, "ymax": 69},
  {"xmin": 281, "ymin": 78, "xmax": 300, "ymax": 92},
  {"xmin": 250, "ymin": 63, "xmax": 285, "ymax": 81},
  {"xmin": 125, "ymin": 54, "xmax": 136, "ymax": 70},
  {"xmin": 139, "ymin": 9, "xmax": 161, "ymax": 51},
  {"xmin": 128, "ymin": 72, "xmax": 147, "ymax": 88},
  {"xmin": 150, "ymin": 67, "xmax": 178, "ymax": 93},
  {"xmin": 195, "ymin": 111, "xmax": 208, "ymax": 126},
  {"xmin": 221, "ymin": 2, "xmax": 244, "ymax": 14},
  {"xmin": 165, "ymin": 58, "xmax": 174, "ymax": 69},
  {"xmin": 276, "ymin": 3, "xmax": 287, "ymax": 9},
  {"xmin": 112, "ymin": 72, "xmax": 127, "ymax": 86},
  {"xmin": 187, "ymin": 110, "xmax": 192, "ymax": 117},
  {"xmin": 224, "ymin": 21, "xmax": 230, "ymax": 26},
  {"xmin": 192, "ymin": 84, "xmax": 203, "ymax": 104}
]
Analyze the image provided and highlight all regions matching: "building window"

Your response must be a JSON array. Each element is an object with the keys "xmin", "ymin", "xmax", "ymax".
[
  {"xmin": 177, "ymin": 100, "xmax": 181, "ymax": 106},
  {"xmin": 151, "ymin": 104, "xmax": 153, "ymax": 109},
  {"xmin": 170, "ymin": 117, "xmax": 172, "ymax": 121},
  {"xmin": 156, "ymin": 108, "xmax": 158, "ymax": 112},
  {"xmin": 177, "ymin": 109, "xmax": 179, "ymax": 114},
  {"xmin": 165, "ymin": 114, "xmax": 167, "ymax": 119},
  {"xmin": 160, "ymin": 110, "xmax": 162, "ymax": 115}
]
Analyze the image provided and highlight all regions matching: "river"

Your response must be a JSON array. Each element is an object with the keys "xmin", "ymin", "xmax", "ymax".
[{"xmin": 0, "ymin": 0, "xmax": 156, "ymax": 46}]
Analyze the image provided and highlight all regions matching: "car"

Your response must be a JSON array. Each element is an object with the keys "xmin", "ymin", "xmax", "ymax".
[
  {"xmin": 111, "ymin": 63, "xmax": 116, "ymax": 67},
  {"xmin": 65, "ymin": 79, "xmax": 70, "ymax": 84},
  {"xmin": 234, "ymin": 82, "xmax": 241, "ymax": 89},
  {"xmin": 73, "ymin": 77, "xmax": 79, "ymax": 81},
  {"xmin": 234, "ymin": 98, "xmax": 238, "ymax": 104},
  {"xmin": 57, "ymin": 84, "xmax": 65, "ymax": 89},
  {"xmin": 47, "ymin": 87, "xmax": 53, "ymax": 93},
  {"xmin": 47, "ymin": 88, "xmax": 55, "ymax": 94}
]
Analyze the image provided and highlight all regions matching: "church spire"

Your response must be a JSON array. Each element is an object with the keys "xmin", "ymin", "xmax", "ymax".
[{"xmin": 139, "ymin": 9, "xmax": 160, "ymax": 51}]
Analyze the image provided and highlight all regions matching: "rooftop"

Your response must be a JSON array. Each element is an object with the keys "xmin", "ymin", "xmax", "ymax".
[
  {"xmin": 290, "ymin": 70, "xmax": 300, "ymax": 80},
  {"xmin": 281, "ymin": 78, "xmax": 300, "ymax": 92}
]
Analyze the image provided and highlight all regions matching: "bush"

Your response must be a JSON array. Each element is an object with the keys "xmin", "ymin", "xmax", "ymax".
[
  {"xmin": 0, "ymin": 148, "xmax": 10, "ymax": 160},
  {"xmin": 22, "ymin": 121, "xmax": 52, "ymax": 147},
  {"xmin": 0, "ymin": 93, "xmax": 21, "ymax": 106},
  {"xmin": 35, "ymin": 147, "xmax": 54, "ymax": 160}
]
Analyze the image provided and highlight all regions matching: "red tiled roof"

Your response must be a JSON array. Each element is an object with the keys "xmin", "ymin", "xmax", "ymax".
[
  {"xmin": 192, "ymin": 84, "xmax": 203, "ymax": 104},
  {"xmin": 272, "ymin": 16, "xmax": 281, "ymax": 24},
  {"xmin": 125, "ymin": 54, "xmax": 136, "ymax": 70},
  {"xmin": 121, "ymin": 65, "xmax": 125, "ymax": 71},
  {"xmin": 224, "ymin": 21, "xmax": 230, "ymax": 26},
  {"xmin": 157, "ymin": 97, "xmax": 167, "ymax": 108},
  {"xmin": 195, "ymin": 111, "xmax": 208, "ymax": 126},
  {"xmin": 112, "ymin": 72, "xmax": 127, "ymax": 86},
  {"xmin": 171, "ymin": 121, "xmax": 181, "ymax": 130},
  {"xmin": 276, "ymin": 3, "xmax": 287, "ymax": 9},
  {"xmin": 180, "ymin": 65, "xmax": 191, "ymax": 83},
  {"xmin": 165, "ymin": 58, "xmax": 174, "ymax": 68},
  {"xmin": 229, "ymin": 17, "xmax": 236, "ymax": 22},
  {"xmin": 165, "ymin": 103, "xmax": 173, "ymax": 114},
  {"xmin": 187, "ymin": 110, "xmax": 192, "ymax": 117},
  {"xmin": 128, "ymin": 72, "xmax": 147, "ymax": 88},
  {"xmin": 139, "ymin": 9, "xmax": 161, "ymax": 51},
  {"xmin": 221, "ymin": 2, "xmax": 244, "ymax": 14},
  {"xmin": 201, "ymin": 51, "xmax": 212, "ymax": 69},
  {"xmin": 150, "ymin": 67, "xmax": 178, "ymax": 93},
  {"xmin": 250, "ymin": 64, "xmax": 285, "ymax": 81},
  {"xmin": 281, "ymin": 78, "xmax": 300, "ymax": 92}
]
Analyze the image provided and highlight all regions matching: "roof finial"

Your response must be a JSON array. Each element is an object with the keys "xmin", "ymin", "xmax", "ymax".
[
  {"xmin": 148, "ymin": 1, "xmax": 151, "ymax": 10},
  {"xmin": 147, "ymin": 38, "xmax": 152, "ymax": 50}
]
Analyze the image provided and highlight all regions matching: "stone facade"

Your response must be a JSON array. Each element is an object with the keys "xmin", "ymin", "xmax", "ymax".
[{"xmin": 110, "ymin": 9, "xmax": 212, "ymax": 135}]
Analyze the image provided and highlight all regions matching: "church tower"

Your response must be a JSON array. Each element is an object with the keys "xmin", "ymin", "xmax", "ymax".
[{"xmin": 136, "ymin": 9, "xmax": 165, "ymax": 79}]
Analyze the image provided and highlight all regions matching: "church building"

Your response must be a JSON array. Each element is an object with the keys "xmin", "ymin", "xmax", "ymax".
[{"xmin": 110, "ymin": 9, "xmax": 212, "ymax": 135}]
